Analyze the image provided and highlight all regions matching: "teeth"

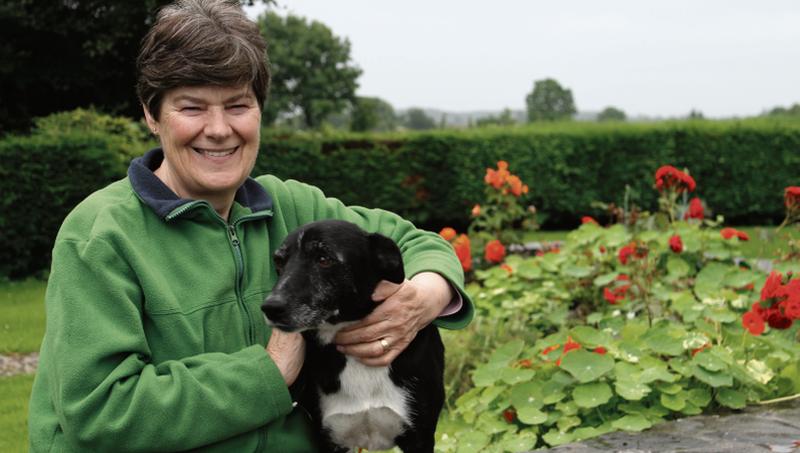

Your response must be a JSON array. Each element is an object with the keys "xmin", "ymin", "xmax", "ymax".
[{"xmin": 195, "ymin": 147, "xmax": 236, "ymax": 157}]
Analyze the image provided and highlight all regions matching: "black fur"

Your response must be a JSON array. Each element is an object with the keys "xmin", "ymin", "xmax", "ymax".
[{"xmin": 261, "ymin": 220, "xmax": 445, "ymax": 453}]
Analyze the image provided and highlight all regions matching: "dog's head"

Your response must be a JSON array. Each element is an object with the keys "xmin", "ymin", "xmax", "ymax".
[{"xmin": 261, "ymin": 219, "xmax": 405, "ymax": 332}]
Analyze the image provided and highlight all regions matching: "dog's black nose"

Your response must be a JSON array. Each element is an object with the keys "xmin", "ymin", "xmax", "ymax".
[{"xmin": 262, "ymin": 293, "xmax": 288, "ymax": 321}]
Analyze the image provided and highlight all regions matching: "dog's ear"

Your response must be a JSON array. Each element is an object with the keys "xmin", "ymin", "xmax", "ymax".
[{"xmin": 368, "ymin": 233, "xmax": 405, "ymax": 284}]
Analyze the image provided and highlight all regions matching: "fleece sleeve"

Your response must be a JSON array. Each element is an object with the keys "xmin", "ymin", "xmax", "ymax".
[
  {"xmin": 43, "ymin": 236, "xmax": 293, "ymax": 452},
  {"xmin": 260, "ymin": 175, "xmax": 474, "ymax": 329}
]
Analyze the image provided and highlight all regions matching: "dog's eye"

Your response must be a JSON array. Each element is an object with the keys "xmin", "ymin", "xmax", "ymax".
[{"xmin": 317, "ymin": 255, "xmax": 333, "ymax": 268}]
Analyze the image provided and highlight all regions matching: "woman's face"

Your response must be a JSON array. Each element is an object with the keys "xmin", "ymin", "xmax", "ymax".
[{"xmin": 144, "ymin": 84, "xmax": 261, "ymax": 205}]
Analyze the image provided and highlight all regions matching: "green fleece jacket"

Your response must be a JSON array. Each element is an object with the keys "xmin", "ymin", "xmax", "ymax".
[{"xmin": 28, "ymin": 149, "xmax": 473, "ymax": 452}]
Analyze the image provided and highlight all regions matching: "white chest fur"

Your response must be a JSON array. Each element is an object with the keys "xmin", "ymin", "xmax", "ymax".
[{"xmin": 315, "ymin": 324, "xmax": 411, "ymax": 450}]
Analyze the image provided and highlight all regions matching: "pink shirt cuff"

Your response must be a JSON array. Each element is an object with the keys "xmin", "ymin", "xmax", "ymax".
[{"xmin": 438, "ymin": 284, "xmax": 463, "ymax": 317}]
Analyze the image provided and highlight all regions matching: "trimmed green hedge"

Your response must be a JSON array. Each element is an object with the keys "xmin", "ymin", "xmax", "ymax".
[{"xmin": 2, "ymin": 117, "xmax": 799, "ymax": 277}]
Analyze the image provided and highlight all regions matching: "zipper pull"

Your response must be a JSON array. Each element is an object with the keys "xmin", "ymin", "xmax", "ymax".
[{"xmin": 228, "ymin": 225, "xmax": 240, "ymax": 246}]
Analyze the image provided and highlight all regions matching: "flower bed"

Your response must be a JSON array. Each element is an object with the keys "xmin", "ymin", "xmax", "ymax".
[{"xmin": 435, "ymin": 164, "xmax": 800, "ymax": 451}]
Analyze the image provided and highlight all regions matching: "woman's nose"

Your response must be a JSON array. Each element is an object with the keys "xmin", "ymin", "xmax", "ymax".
[{"xmin": 204, "ymin": 108, "xmax": 232, "ymax": 139}]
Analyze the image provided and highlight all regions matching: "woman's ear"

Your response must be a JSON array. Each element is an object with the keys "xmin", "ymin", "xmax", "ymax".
[{"xmin": 142, "ymin": 104, "xmax": 159, "ymax": 135}]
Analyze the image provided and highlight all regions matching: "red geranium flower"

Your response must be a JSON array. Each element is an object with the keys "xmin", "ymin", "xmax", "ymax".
[
  {"xmin": 517, "ymin": 358, "xmax": 533, "ymax": 368},
  {"xmin": 618, "ymin": 245, "xmax": 634, "ymax": 265},
  {"xmin": 503, "ymin": 408, "xmax": 516, "ymax": 423},
  {"xmin": 684, "ymin": 197, "xmax": 704, "ymax": 220},
  {"xmin": 669, "ymin": 234, "xmax": 683, "ymax": 253},
  {"xmin": 603, "ymin": 287, "xmax": 620, "ymax": 304},
  {"xmin": 742, "ymin": 310, "xmax": 765, "ymax": 335},
  {"xmin": 785, "ymin": 186, "xmax": 800, "ymax": 210},
  {"xmin": 581, "ymin": 216, "xmax": 598, "ymax": 225},
  {"xmin": 452, "ymin": 234, "xmax": 472, "ymax": 272},
  {"xmin": 761, "ymin": 271, "xmax": 783, "ymax": 301},
  {"xmin": 541, "ymin": 344, "xmax": 561, "ymax": 358},
  {"xmin": 484, "ymin": 239, "xmax": 506, "ymax": 263},
  {"xmin": 439, "ymin": 227, "xmax": 457, "ymax": 241},
  {"xmin": 655, "ymin": 165, "xmax": 696, "ymax": 193},
  {"xmin": 500, "ymin": 264, "xmax": 513, "ymax": 275},
  {"xmin": 593, "ymin": 346, "xmax": 607, "ymax": 355},
  {"xmin": 721, "ymin": 227, "xmax": 749, "ymax": 241}
]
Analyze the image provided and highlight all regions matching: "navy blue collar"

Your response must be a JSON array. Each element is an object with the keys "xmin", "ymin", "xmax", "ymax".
[{"xmin": 128, "ymin": 148, "xmax": 274, "ymax": 219}]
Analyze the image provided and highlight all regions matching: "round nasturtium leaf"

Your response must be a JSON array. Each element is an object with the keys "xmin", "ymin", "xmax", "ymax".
[
  {"xmin": 716, "ymin": 388, "xmax": 747, "ymax": 409},
  {"xmin": 660, "ymin": 392, "xmax": 686, "ymax": 411},
  {"xmin": 456, "ymin": 430, "xmax": 490, "ymax": 452},
  {"xmin": 570, "ymin": 326, "xmax": 612, "ymax": 347},
  {"xmin": 691, "ymin": 364, "xmax": 733, "ymax": 388},
  {"xmin": 611, "ymin": 414, "xmax": 653, "ymax": 432},
  {"xmin": 572, "ymin": 382, "xmax": 613, "ymax": 408},
  {"xmin": 692, "ymin": 350, "xmax": 728, "ymax": 372},
  {"xmin": 557, "ymin": 415, "xmax": 582, "ymax": 432},
  {"xmin": 687, "ymin": 388, "xmax": 712, "ymax": 407},
  {"xmin": 542, "ymin": 428, "xmax": 575, "ymax": 446},
  {"xmin": 489, "ymin": 339, "xmax": 525, "ymax": 365},
  {"xmin": 499, "ymin": 430, "xmax": 538, "ymax": 452},
  {"xmin": 517, "ymin": 406, "xmax": 548, "ymax": 425},
  {"xmin": 615, "ymin": 381, "xmax": 651, "ymax": 401},
  {"xmin": 667, "ymin": 256, "xmax": 691, "ymax": 277},
  {"xmin": 510, "ymin": 381, "xmax": 545, "ymax": 410},
  {"xmin": 559, "ymin": 349, "xmax": 615, "ymax": 383}
]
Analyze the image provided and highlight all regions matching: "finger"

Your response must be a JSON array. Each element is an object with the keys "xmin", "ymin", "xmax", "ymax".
[
  {"xmin": 335, "ymin": 319, "xmax": 393, "ymax": 345},
  {"xmin": 336, "ymin": 338, "xmax": 390, "ymax": 359},
  {"xmin": 372, "ymin": 279, "xmax": 406, "ymax": 301}
]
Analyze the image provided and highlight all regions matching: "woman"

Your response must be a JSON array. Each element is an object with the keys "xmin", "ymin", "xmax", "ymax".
[{"xmin": 27, "ymin": 0, "xmax": 472, "ymax": 451}]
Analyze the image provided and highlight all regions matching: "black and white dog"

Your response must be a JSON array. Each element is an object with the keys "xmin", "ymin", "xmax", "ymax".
[{"xmin": 261, "ymin": 219, "xmax": 445, "ymax": 453}]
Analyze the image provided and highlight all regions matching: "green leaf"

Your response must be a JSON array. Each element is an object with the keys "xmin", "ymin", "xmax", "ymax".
[
  {"xmin": 573, "ymin": 382, "xmax": 613, "ymax": 408},
  {"xmin": 516, "ymin": 260, "xmax": 542, "ymax": 280},
  {"xmin": 611, "ymin": 414, "xmax": 653, "ymax": 432},
  {"xmin": 517, "ymin": 406, "xmax": 548, "ymax": 425},
  {"xmin": 660, "ymin": 392, "xmax": 686, "ymax": 411},
  {"xmin": 498, "ymin": 430, "xmax": 538, "ymax": 452},
  {"xmin": 666, "ymin": 256, "xmax": 691, "ymax": 277},
  {"xmin": 681, "ymin": 400, "xmax": 703, "ymax": 415},
  {"xmin": 593, "ymin": 272, "xmax": 619, "ymax": 287},
  {"xmin": 639, "ymin": 366, "xmax": 678, "ymax": 384},
  {"xmin": 489, "ymin": 339, "xmax": 525, "ymax": 365},
  {"xmin": 456, "ymin": 430, "xmax": 491, "ymax": 453},
  {"xmin": 500, "ymin": 367, "xmax": 536, "ymax": 385},
  {"xmin": 563, "ymin": 264, "xmax": 593, "ymax": 278},
  {"xmin": 542, "ymin": 429, "xmax": 575, "ymax": 446},
  {"xmin": 510, "ymin": 381, "xmax": 545, "ymax": 410},
  {"xmin": 557, "ymin": 415, "xmax": 582, "ymax": 431},
  {"xmin": 472, "ymin": 363, "xmax": 502, "ymax": 387},
  {"xmin": 645, "ymin": 332, "xmax": 685, "ymax": 356},
  {"xmin": 615, "ymin": 381, "xmax": 651, "ymax": 401},
  {"xmin": 694, "ymin": 262, "xmax": 732, "ymax": 299},
  {"xmin": 570, "ymin": 326, "xmax": 612, "ymax": 347},
  {"xmin": 559, "ymin": 349, "xmax": 615, "ymax": 383},
  {"xmin": 687, "ymin": 387, "xmax": 712, "ymax": 407},
  {"xmin": 692, "ymin": 350, "xmax": 728, "ymax": 372},
  {"xmin": 716, "ymin": 388, "xmax": 747, "ymax": 409},
  {"xmin": 691, "ymin": 364, "xmax": 733, "ymax": 388}
]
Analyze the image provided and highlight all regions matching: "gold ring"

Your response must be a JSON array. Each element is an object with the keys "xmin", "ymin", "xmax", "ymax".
[{"xmin": 380, "ymin": 338, "xmax": 390, "ymax": 352}]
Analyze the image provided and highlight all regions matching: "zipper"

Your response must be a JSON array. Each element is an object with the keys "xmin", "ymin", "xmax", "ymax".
[{"xmin": 228, "ymin": 222, "xmax": 255, "ymax": 345}]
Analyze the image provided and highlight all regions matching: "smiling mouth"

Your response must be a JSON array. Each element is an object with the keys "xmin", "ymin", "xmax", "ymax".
[{"xmin": 193, "ymin": 146, "xmax": 238, "ymax": 157}]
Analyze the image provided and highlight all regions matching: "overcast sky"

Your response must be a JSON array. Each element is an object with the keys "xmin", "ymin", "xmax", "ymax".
[{"xmin": 245, "ymin": 1, "xmax": 800, "ymax": 118}]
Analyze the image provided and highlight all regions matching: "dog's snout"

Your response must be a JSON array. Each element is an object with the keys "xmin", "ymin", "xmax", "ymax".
[{"xmin": 262, "ymin": 293, "xmax": 288, "ymax": 319}]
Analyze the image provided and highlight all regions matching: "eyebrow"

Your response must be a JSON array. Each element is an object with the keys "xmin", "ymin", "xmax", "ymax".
[{"xmin": 172, "ymin": 92, "xmax": 255, "ymax": 104}]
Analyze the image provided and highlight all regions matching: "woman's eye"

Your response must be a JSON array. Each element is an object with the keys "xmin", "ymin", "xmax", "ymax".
[{"xmin": 227, "ymin": 104, "xmax": 249, "ymax": 113}]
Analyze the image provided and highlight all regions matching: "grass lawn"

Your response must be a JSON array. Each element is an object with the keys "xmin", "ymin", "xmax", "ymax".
[
  {"xmin": 0, "ymin": 278, "xmax": 46, "ymax": 354},
  {"xmin": 0, "ymin": 374, "xmax": 34, "ymax": 452}
]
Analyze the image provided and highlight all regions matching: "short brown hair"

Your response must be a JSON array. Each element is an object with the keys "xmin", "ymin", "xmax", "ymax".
[{"xmin": 136, "ymin": 0, "xmax": 269, "ymax": 119}]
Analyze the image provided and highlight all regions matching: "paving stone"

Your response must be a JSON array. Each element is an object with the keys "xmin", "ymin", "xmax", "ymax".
[{"xmin": 546, "ymin": 400, "xmax": 800, "ymax": 452}]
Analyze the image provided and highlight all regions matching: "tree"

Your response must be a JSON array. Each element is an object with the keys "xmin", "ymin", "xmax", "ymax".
[
  {"xmin": 475, "ymin": 108, "xmax": 516, "ymax": 127},
  {"xmin": 688, "ymin": 109, "xmax": 705, "ymax": 120},
  {"xmin": 402, "ymin": 108, "xmax": 436, "ymax": 130},
  {"xmin": 259, "ymin": 12, "xmax": 362, "ymax": 129},
  {"xmin": 597, "ymin": 106, "xmax": 627, "ymax": 122},
  {"xmin": 0, "ymin": 1, "xmax": 272, "ymax": 134},
  {"xmin": 350, "ymin": 97, "xmax": 396, "ymax": 132},
  {"xmin": 765, "ymin": 103, "xmax": 800, "ymax": 117},
  {"xmin": 525, "ymin": 78, "xmax": 577, "ymax": 122}
]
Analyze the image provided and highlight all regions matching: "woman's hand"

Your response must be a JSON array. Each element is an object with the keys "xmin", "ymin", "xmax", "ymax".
[
  {"xmin": 266, "ymin": 329, "xmax": 305, "ymax": 386},
  {"xmin": 334, "ymin": 272, "xmax": 453, "ymax": 367}
]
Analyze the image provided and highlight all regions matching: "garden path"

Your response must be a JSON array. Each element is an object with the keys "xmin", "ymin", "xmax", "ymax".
[{"xmin": 548, "ymin": 399, "xmax": 800, "ymax": 452}]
